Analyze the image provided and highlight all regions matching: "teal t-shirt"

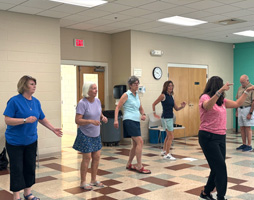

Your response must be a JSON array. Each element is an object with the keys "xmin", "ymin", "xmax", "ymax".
[{"xmin": 123, "ymin": 90, "xmax": 140, "ymax": 122}]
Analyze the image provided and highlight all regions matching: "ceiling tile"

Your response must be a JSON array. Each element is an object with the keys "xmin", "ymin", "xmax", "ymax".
[
  {"xmin": 120, "ymin": 8, "xmax": 154, "ymax": 17},
  {"xmin": 120, "ymin": 17, "xmax": 151, "ymax": 25},
  {"xmin": 182, "ymin": 10, "xmax": 214, "ymax": 19},
  {"xmin": 19, "ymin": 0, "xmax": 61, "ymax": 9},
  {"xmin": 96, "ymin": 2, "xmax": 131, "ymax": 13},
  {"xmin": 78, "ymin": 9, "xmax": 111, "ymax": 17},
  {"xmin": 140, "ymin": 12, "xmax": 173, "ymax": 20},
  {"xmin": 50, "ymin": 4, "xmax": 88, "ymax": 14},
  {"xmin": 222, "ymin": 9, "xmax": 254, "ymax": 18},
  {"xmin": 62, "ymin": 14, "xmax": 93, "ymax": 22},
  {"xmin": 139, "ymin": 1, "xmax": 178, "ymax": 11},
  {"xmin": 9, "ymin": 5, "xmax": 43, "ymax": 14},
  {"xmin": 38, "ymin": 10, "xmax": 70, "ymax": 18},
  {"xmin": 185, "ymin": 0, "xmax": 224, "ymax": 10},
  {"xmin": 204, "ymin": 5, "xmax": 241, "ymax": 14},
  {"xmin": 232, "ymin": 0, "xmax": 254, "ymax": 8},
  {"xmin": 0, "ymin": 2, "xmax": 15, "ymax": 10},
  {"xmin": 102, "ymin": 13, "xmax": 132, "ymax": 21},
  {"xmin": 0, "ymin": 0, "xmax": 26, "ymax": 4},
  {"xmin": 160, "ymin": 6, "xmax": 197, "ymax": 15},
  {"xmin": 160, "ymin": 0, "xmax": 201, "ymax": 5},
  {"xmin": 114, "ymin": 0, "xmax": 157, "ymax": 7}
]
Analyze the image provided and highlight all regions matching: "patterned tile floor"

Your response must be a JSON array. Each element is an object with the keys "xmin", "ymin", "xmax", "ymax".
[{"xmin": 1, "ymin": 130, "xmax": 254, "ymax": 200}]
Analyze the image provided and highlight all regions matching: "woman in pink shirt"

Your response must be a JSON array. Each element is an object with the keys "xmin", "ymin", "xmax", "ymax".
[{"xmin": 199, "ymin": 76, "xmax": 254, "ymax": 200}]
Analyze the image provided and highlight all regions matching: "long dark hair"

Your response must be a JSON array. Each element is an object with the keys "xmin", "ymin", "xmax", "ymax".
[
  {"xmin": 162, "ymin": 80, "xmax": 174, "ymax": 95},
  {"xmin": 200, "ymin": 76, "xmax": 224, "ymax": 106}
]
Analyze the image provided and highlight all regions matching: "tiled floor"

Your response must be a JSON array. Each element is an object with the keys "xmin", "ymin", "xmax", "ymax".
[{"xmin": 1, "ymin": 130, "xmax": 254, "ymax": 200}]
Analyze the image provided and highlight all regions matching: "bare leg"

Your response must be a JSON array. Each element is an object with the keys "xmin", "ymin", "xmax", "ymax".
[
  {"xmin": 131, "ymin": 136, "xmax": 143, "ymax": 169},
  {"xmin": 90, "ymin": 150, "xmax": 101, "ymax": 183},
  {"xmin": 245, "ymin": 126, "xmax": 252, "ymax": 146},
  {"xmin": 13, "ymin": 191, "xmax": 21, "ymax": 200},
  {"xmin": 80, "ymin": 153, "xmax": 91, "ymax": 186},
  {"xmin": 240, "ymin": 126, "xmax": 247, "ymax": 145},
  {"xmin": 165, "ymin": 130, "xmax": 174, "ymax": 154},
  {"xmin": 126, "ymin": 138, "xmax": 137, "ymax": 166}
]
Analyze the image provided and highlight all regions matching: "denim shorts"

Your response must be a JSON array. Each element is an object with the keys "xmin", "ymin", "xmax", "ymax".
[
  {"xmin": 161, "ymin": 118, "xmax": 174, "ymax": 131},
  {"xmin": 73, "ymin": 128, "xmax": 102, "ymax": 153}
]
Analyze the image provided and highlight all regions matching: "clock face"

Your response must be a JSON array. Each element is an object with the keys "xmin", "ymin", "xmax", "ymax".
[{"xmin": 153, "ymin": 67, "xmax": 162, "ymax": 80}]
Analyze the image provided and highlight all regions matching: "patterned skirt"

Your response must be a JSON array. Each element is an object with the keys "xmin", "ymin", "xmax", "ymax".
[{"xmin": 73, "ymin": 128, "xmax": 102, "ymax": 153}]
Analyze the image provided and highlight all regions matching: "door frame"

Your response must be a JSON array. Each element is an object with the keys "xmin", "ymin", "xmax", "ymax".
[
  {"xmin": 167, "ymin": 63, "xmax": 208, "ymax": 76},
  {"xmin": 61, "ymin": 60, "xmax": 109, "ymax": 110}
]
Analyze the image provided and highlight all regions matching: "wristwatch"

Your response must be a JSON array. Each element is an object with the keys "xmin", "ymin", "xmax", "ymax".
[
  {"xmin": 249, "ymin": 112, "xmax": 253, "ymax": 115},
  {"xmin": 23, "ymin": 118, "xmax": 26, "ymax": 123}
]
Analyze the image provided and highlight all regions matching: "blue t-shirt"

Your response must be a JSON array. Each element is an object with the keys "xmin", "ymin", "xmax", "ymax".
[
  {"xmin": 3, "ymin": 94, "xmax": 45, "ymax": 146},
  {"xmin": 123, "ymin": 90, "xmax": 140, "ymax": 122},
  {"xmin": 161, "ymin": 93, "xmax": 174, "ymax": 118}
]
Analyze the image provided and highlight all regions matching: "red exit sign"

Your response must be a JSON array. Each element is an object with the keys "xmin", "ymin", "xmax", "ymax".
[{"xmin": 74, "ymin": 39, "xmax": 84, "ymax": 47}]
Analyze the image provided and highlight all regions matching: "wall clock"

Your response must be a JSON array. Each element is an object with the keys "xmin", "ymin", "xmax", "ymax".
[{"xmin": 152, "ymin": 67, "xmax": 162, "ymax": 80}]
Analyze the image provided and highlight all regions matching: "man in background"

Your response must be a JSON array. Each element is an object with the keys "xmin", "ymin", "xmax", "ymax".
[{"xmin": 236, "ymin": 74, "xmax": 254, "ymax": 152}]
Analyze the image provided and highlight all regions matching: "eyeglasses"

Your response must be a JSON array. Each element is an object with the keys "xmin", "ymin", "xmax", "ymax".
[{"xmin": 132, "ymin": 82, "xmax": 139, "ymax": 85}]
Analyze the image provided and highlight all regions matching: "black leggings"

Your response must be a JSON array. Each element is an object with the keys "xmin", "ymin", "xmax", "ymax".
[
  {"xmin": 198, "ymin": 130, "xmax": 227, "ymax": 200},
  {"xmin": 6, "ymin": 141, "xmax": 37, "ymax": 192}
]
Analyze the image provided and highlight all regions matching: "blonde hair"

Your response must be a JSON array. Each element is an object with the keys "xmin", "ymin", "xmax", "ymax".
[
  {"xmin": 17, "ymin": 75, "xmax": 37, "ymax": 94},
  {"xmin": 82, "ymin": 82, "xmax": 96, "ymax": 97}
]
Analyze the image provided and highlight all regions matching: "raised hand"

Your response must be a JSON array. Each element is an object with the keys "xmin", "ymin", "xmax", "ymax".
[{"xmin": 221, "ymin": 82, "xmax": 233, "ymax": 92}]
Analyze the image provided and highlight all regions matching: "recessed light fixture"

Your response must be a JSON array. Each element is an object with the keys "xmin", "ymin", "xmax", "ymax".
[
  {"xmin": 49, "ymin": 0, "xmax": 107, "ymax": 8},
  {"xmin": 234, "ymin": 30, "xmax": 254, "ymax": 37},
  {"xmin": 158, "ymin": 16, "xmax": 207, "ymax": 26}
]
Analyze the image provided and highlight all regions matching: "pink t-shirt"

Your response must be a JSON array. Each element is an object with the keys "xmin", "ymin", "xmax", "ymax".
[{"xmin": 199, "ymin": 94, "xmax": 227, "ymax": 135}]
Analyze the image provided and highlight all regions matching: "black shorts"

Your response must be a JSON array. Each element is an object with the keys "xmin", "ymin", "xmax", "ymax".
[{"xmin": 123, "ymin": 119, "xmax": 141, "ymax": 138}]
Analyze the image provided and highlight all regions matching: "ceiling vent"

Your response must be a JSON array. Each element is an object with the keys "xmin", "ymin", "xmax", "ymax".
[{"xmin": 216, "ymin": 18, "xmax": 246, "ymax": 25}]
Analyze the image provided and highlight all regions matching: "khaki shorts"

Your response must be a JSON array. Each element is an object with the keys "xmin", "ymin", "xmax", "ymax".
[{"xmin": 238, "ymin": 107, "xmax": 254, "ymax": 127}]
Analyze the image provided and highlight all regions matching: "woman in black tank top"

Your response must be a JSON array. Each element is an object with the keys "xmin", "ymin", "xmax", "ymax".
[{"xmin": 152, "ymin": 81, "xmax": 186, "ymax": 160}]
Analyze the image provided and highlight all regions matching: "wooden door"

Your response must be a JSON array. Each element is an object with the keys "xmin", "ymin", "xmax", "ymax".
[
  {"xmin": 168, "ymin": 67, "xmax": 206, "ymax": 137},
  {"xmin": 77, "ymin": 66, "xmax": 105, "ymax": 110}
]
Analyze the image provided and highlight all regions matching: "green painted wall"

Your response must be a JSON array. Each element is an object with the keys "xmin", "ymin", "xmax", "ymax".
[{"xmin": 233, "ymin": 42, "xmax": 254, "ymax": 129}]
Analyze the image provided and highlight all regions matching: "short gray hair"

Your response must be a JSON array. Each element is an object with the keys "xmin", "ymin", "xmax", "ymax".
[
  {"xmin": 82, "ymin": 82, "xmax": 95, "ymax": 97},
  {"xmin": 127, "ymin": 76, "xmax": 139, "ymax": 89}
]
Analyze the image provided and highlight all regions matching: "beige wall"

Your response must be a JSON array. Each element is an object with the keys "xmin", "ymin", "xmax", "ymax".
[
  {"xmin": 60, "ymin": 28, "xmax": 114, "ymax": 108},
  {"xmin": 131, "ymin": 30, "xmax": 234, "ymax": 140},
  {"xmin": 0, "ymin": 11, "xmax": 61, "ymax": 155},
  {"xmin": 111, "ymin": 31, "xmax": 131, "ymax": 87}
]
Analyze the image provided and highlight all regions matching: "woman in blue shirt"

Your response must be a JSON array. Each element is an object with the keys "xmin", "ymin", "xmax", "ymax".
[
  {"xmin": 4, "ymin": 75, "xmax": 62, "ymax": 200},
  {"xmin": 152, "ymin": 80, "xmax": 186, "ymax": 160},
  {"xmin": 114, "ymin": 76, "xmax": 151, "ymax": 174}
]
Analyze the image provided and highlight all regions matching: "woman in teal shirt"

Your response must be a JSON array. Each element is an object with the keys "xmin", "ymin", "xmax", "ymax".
[{"xmin": 114, "ymin": 76, "xmax": 151, "ymax": 174}]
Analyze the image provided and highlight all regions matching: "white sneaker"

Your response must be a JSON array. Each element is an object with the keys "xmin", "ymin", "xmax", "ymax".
[
  {"xmin": 163, "ymin": 153, "xmax": 176, "ymax": 160},
  {"xmin": 161, "ymin": 151, "xmax": 166, "ymax": 156}
]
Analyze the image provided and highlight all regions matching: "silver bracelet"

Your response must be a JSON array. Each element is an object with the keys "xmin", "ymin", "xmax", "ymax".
[{"xmin": 216, "ymin": 91, "xmax": 221, "ymax": 97}]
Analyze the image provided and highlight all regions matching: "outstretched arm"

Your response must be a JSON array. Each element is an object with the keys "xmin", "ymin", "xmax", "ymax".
[{"xmin": 39, "ymin": 118, "xmax": 62, "ymax": 137}]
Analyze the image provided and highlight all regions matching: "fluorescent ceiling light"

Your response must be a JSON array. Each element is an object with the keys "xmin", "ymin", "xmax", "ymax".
[
  {"xmin": 158, "ymin": 16, "xmax": 207, "ymax": 26},
  {"xmin": 234, "ymin": 30, "xmax": 254, "ymax": 37},
  {"xmin": 49, "ymin": 0, "xmax": 107, "ymax": 8}
]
